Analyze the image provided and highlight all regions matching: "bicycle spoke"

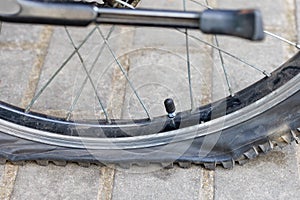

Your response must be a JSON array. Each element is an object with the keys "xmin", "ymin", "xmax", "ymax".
[
  {"xmin": 214, "ymin": 36, "xmax": 234, "ymax": 96},
  {"xmin": 264, "ymin": 31, "xmax": 300, "ymax": 49},
  {"xmin": 25, "ymin": 26, "xmax": 98, "ymax": 113},
  {"xmin": 183, "ymin": 0, "xmax": 194, "ymax": 110},
  {"xmin": 204, "ymin": 0, "xmax": 234, "ymax": 96},
  {"xmin": 190, "ymin": 0, "xmax": 212, "ymax": 9},
  {"xmin": 192, "ymin": 1, "xmax": 300, "ymax": 50},
  {"xmin": 66, "ymin": 26, "xmax": 115, "ymax": 121},
  {"xmin": 97, "ymin": 27, "xmax": 152, "ymax": 120},
  {"xmin": 115, "ymin": 0, "xmax": 136, "ymax": 9},
  {"xmin": 64, "ymin": 27, "xmax": 110, "ymax": 122},
  {"xmin": 176, "ymin": 29, "xmax": 271, "ymax": 77}
]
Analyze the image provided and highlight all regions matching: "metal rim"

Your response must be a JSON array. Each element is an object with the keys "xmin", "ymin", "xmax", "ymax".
[{"xmin": 0, "ymin": 70, "xmax": 299, "ymax": 150}]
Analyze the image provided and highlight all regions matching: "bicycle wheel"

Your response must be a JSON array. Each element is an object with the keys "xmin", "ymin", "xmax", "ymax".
[{"xmin": 0, "ymin": 0, "xmax": 299, "ymax": 169}]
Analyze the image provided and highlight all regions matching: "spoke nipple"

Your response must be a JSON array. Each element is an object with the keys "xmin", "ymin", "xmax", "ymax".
[
  {"xmin": 164, "ymin": 98, "xmax": 176, "ymax": 118},
  {"xmin": 229, "ymin": 89, "xmax": 235, "ymax": 97},
  {"xmin": 296, "ymin": 44, "xmax": 300, "ymax": 49},
  {"xmin": 263, "ymin": 70, "xmax": 271, "ymax": 77}
]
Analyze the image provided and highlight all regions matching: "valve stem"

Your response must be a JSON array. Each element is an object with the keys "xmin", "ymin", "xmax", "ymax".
[{"xmin": 164, "ymin": 98, "xmax": 176, "ymax": 118}]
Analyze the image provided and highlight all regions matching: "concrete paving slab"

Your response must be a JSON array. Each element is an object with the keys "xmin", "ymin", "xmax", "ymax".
[
  {"xmin": 0, "ymin": 23, "xmax": 43, "ymax": 44},
  {"xmin": 0, "ymin": 164, "xmax": 18, "ymax": 200},
  {"xmin": 112, "ymin": 166, "xmax": 202, "ymax": 200},
  {"xmin": 0, "ymin": 49, "xmax": 36, "ymax": 106},
  {"xmin": 11, "ymin": 163, "xmax": 101, "ymax": 200},
  {"xmin": 0, "ymin": 165, "xmax": 4, "ymax": 184},
  {"xmin": 215, "ymin": 144, "xmax": 300, "ymax": 200}
]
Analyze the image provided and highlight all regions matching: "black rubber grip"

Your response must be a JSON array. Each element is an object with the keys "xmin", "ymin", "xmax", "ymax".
[{"xmin": 200, "ymin": 9, "xmax": 265, "ymax": 41}]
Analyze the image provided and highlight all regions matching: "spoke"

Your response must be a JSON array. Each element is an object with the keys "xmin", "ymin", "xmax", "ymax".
[
  {"xmin": 64, "ymin": 27, "xmax": 110, "ymax": 122},
  {"xmin": 66, "ymin": 26, "xmax": 115, "ymax": 121},
  {"xmin": 190, "ymin": 0, "xmax": 212, "ymax": 9},
  {"xmin": 183, "ymin": 0, "xmax": 194, "ymax": 110},
  {"xmin": 115, "ymin": 0, "xmax": 136, "ymax": 9},
  {"xmin": 25, "ymin": 26, "xmax": 98, "ymax": 113},
  {"xmin": 192, "ymin": 2, "xmax": 300, "ymax": 50},
  {"xmin": 204, "ymin": 0, "xmax": 234, "ymax": 96},
  {"xmin": 264, "ymin": 30, "xmax": 300, "ymax": 49},
  {"xmin": 176, "ymin": 29, "xmax": 271, "ymax": 77},
  {"xmin": 214, "ymin": 36, "xmax": 234, "ymax": 96},
  {"xmin": 97, "ymin": 27, "xmax": 152, "ymax": 120}
]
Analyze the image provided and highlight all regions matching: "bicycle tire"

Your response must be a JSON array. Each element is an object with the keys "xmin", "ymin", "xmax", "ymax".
[
  {"xmin": 0, "ymin": 0, "xmax": 299, "ymax": 169},
  {"xmin": 0, "ymin": 53, "xmax": 299, "ymax": 169}
]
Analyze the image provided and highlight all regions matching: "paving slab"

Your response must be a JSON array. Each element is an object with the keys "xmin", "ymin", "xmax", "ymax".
[
  {"xmin": 11, "ymin": 163, "xmax": 101, "ymax": 200},
  {"xmin": 215, "ymin": 144, "xmax": 300, "ymax": 200},
  {"xmin": 0, "ymin": 23, "xmax": 43, "ymax": 44},
  {"xmin": 112, "ymin": 166, "xmax": 203, "ymax": 200},
  {"xmin": 0, "ymin": 49, "xmax": 36, "ymax": 106},
  {"xmin": 0, "ymin": 165, "xmax": 4, "ymax": 184}
]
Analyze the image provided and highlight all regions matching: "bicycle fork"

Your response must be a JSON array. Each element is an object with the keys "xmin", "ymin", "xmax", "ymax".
[{"xmin": 0, "ymin": 0, "xmax": 264, "ymax": 41}]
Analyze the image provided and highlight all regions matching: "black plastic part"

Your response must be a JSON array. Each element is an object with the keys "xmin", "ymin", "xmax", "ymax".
[
  {"xmin": 164, "ymin": 98, "xmax": 176, "ymax": 114},
  {"xmin": 200, "ymin": 9, "xmax": 265, "ymax": 41},
  {"xmin": 0, "ymin": 16, "xmax": 93, "ymax": 26},
  {"xmin": 0, "ymin": 1, "xmax": 96, "ymax": 26}
]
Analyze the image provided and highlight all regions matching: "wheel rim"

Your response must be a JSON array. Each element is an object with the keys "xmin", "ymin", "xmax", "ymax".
[{"xmin": 0, "ymin": 0, "xmax": 299, "ymax": 142}]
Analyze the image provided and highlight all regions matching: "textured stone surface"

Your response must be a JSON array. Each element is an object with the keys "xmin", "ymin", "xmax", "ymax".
[
  {"xmin": 0, "ymin": 165, "xmax": 4, "ymax": 184},
  {"xmin": 112, "ymin": 166, "xmax": 203, "ymax": 200},
  {"xmin": 215, "ymin": 145, "xmax": 300, "ymax": 200},
  {"xmin": 0, "ymin": 49, "xmax": 36, "ymax": 106},
  {"xmin": 11, "ymin": 163, "xmax": 101, "ymax": 200}
]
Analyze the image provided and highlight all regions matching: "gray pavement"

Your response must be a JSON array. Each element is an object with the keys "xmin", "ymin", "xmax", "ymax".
[
  {"xmin": 113, "ymin": 167, "xmax": 203, "ymax": 200},
  {"xmin": 12, "ymin": 163, "xmax": 101, "ymax": 200},
  {"xmin": 1, "ymin": 0, "xmax": 300, "ymax": 200}
]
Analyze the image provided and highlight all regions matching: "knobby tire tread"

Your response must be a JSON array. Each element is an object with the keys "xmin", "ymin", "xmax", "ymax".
[{"xmin": 0, "ymin": 0, "xmax": 299, "ymax": 169}]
